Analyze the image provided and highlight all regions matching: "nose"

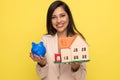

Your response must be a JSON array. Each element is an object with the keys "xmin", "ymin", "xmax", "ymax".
[{"xmin": 57, "ymin": 17, "xmax": 61, "ymax": 23}]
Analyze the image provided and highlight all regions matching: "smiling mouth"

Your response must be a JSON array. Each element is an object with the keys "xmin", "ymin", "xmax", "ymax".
[{"xmin": 56, "ymin": 23, "xmax": 64, "ymax": 28}]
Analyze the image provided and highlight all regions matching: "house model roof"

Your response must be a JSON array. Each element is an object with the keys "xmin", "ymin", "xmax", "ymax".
[{"xmin": 58, "ymin": 35, "xmax": 83, "ymax": 49}]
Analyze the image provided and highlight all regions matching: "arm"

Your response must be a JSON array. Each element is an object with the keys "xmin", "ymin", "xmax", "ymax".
[
  {"xmin": 36, "ymin": 62, "xmax": 48, "ymax": 79},
  {"xmin": 30, "ymin": 52, "xmax": 48, "ymax": 79},
  {"xmin": 36, "ymin": 36, "xmax": 48, "ymax": 79},
  {"xmin": 30, "ymin": 36, "xmax": 49, "ymax": 79},
  {"xmin": 71, "ymin": 62, "xmax": 86, "ymax": 80}
]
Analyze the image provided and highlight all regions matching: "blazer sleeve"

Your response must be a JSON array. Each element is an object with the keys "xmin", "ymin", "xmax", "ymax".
[
  {"xmin": 36, "ymin": 63, "xmax": 48, "ymax": 79},
  {"xmin": 36, "ymin": 35, "xmax": 48, "ymax": 79},
  {"xmin": 72, "ymin": 62, "xmax": 86, "ymax": 80}
]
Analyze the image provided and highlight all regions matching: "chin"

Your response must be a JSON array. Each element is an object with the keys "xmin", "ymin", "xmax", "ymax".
[{"xmin": 57, "ymin": 29, "xmax": 64, "ymax": 32}]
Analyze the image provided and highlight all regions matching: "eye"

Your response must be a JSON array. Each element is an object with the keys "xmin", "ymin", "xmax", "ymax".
[
  {"xmin": 60, "ymin": 14, "xmax": 65, "ymax": 17},
  {"xmin": 51, "ymin": 16, "xmax": 56, "ymax": 19}
]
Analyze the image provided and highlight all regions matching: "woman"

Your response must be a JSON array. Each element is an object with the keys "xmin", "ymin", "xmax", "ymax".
[{"xmin": 30, "ymin": 1, "xmax": 86, "ymax": 80}]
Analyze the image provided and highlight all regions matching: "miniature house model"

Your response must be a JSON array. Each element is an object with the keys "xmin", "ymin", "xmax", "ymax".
[{"xmin": 54, "ymin": 35, "xmax": 89, "ymax": 63}]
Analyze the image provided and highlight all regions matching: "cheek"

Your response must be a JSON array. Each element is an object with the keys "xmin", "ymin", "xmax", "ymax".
[
  {"xmin": 51, "ymin": 20, "xmax": 56, "ymax": 26},
  {"xmin": 65, "ymin": 18, "xmax": 69, "ymax": 26},
  {"xmin": 64, "ymin": 16, "xmax": 69, "ymax": 24},
  {"xmin": 51, "ymin": 20, "xmax": 56, "ymax": 28}
]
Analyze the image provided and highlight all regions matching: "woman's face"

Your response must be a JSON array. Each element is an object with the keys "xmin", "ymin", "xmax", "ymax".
[{"xmin": 51, "ymin": 6, "xmax": 69, "ymax": 35}]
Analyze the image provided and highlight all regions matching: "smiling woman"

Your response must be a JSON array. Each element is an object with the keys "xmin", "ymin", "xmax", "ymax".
[
  {"xmin": 30, "ymin": 0, "xmax": 87, "ymax": 80},
  {"xmin": 0, "ymin": 0, "xmax": 119, "ymax": 80}
]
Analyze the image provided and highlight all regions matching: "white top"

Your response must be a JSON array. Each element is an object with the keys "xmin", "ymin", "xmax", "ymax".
[{"xmin": 36, "ymin": 34, "xmax": 86, "ymax": 80}]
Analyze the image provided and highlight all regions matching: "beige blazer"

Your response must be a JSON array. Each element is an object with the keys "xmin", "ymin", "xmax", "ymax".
[{"xmin": 36, "ymin": 34, "xmax": 86, "ymax": 80}]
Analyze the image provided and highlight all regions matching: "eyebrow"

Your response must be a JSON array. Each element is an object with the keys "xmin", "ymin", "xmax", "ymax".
[{"xmin": 52, "ymin": 12, "xmax": 66, "ymax": 16}]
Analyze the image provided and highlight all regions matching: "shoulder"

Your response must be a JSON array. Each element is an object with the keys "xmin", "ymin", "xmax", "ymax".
[
  {"xmin": 42, "ymin": 34, "xmax": 52, "ymax": 38},
  {"xmin": 42, "ymin": 34, "xmax": 55, "ymax": 39},
  {"xmin": 41, "ymin": 34, "xmax": 57, "ymax": 42},
  {"xmin": 41, "ymin": 34, "xmax": 57, "ymax": 46}
]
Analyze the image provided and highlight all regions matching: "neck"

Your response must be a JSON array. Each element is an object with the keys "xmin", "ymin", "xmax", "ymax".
[{"xmin": 57, "ymin": 32, "xmax": 67, "ymax": 38}]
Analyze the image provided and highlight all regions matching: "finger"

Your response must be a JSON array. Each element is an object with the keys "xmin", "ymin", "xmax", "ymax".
[
  {"xmin": 29, "ymin": 52, "xmax": 37, "ymax": 61},
  {"xmin": 40, "ymin": 57, "xmax": 46, "ymax": 61},
  {"xmin": 70, "ymin": 62, "xmax": 81, "ymax": 66},
  {"xmin": 30, "ymin": 52, "xmax": 33, "ymax": 58},
  {"xmin": 70, "ymin": 62, "xmax": 75, "ymax": 66},
  {"xmin": 34, "ymin": 55, "xmax": 40, "ymax": 61},
  {"xmin": 74, "ymin": 62, "xmax": 81, "ymax": 65}
]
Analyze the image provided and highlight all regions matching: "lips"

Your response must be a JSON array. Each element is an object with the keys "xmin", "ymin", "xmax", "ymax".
[{"xmin": 56, "ymin": 23, "xmax": 64, "ymax": 28}]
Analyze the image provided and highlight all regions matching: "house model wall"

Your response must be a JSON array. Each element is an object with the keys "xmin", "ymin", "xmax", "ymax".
[
  {"xmin": 54, "ymin": 35, "xmax": 89, "ymax": 63},
  {"xmin": 70, "ymin": 35, "xmax": 89, "ymax": 62}
]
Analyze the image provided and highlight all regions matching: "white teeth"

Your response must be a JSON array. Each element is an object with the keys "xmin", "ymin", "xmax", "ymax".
[
  {"xmin": 58, "ymin": 24, "xmax": 62, "ymax": 27},
  {"xmin": 57, "ymin": 24, "xmax": 63, "ymax": 27}
]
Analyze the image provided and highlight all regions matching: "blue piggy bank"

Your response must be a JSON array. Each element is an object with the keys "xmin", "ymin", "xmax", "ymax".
[{"xmin": 31, "ymin": 41, "xmax": 46, "ymax": 57}]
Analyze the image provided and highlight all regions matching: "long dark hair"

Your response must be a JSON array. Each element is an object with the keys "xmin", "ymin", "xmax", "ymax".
[{"xmin": 46, "ymin": 0, "xmax": 86, "ymax": 40}]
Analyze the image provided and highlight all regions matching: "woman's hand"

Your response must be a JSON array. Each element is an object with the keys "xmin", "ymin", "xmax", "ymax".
[
  {"xmin": 30, "ymin": 52, "xmax": 47, "ymax": 66},
  {"xmin": 70, "ymin": 62, "xmax": 81, "ymax": 72}
]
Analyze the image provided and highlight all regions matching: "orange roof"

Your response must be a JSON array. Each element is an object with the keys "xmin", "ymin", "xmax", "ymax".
[{"xmin": 58, "ymin": 35, "xmax": 77, "ymax": 48}]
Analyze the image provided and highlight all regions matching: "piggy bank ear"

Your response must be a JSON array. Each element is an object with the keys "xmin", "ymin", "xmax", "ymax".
[
  {"xmin": 32, "ymin": 42, "xmax": 36, "ymax": 47},
  {"xmin": 39, "ymin": 41, "xmax": 43, "ymax": 45}
]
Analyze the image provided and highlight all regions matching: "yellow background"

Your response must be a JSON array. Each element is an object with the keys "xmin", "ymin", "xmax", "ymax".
[{"xmin": 0, "ymin": 0, "xmax": 120, "ymax": 80}]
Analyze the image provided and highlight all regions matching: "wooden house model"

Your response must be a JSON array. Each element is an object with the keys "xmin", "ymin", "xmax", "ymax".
[{"xmin": 54, "ymin": 35, "xmax": 89, "ymax": 63}]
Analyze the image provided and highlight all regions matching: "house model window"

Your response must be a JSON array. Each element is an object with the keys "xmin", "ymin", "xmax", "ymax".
[
  {"xmin": 82, "ymin": 55, "xmax": 87, "ymax": 59},
  {"xmin": 73, "ymin": 48, "xmax": 78, "ymax": 52},
  {"xmin": 64, "ymin": 56, "xmax": 68, "ymax": 60},
  {"xmin": 82, "ymin": 47, "xmax": 86, "ymax": 51},
  {"xmin": 74, "ymin": 56, "xmax": 79, "ymax": 59}
]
